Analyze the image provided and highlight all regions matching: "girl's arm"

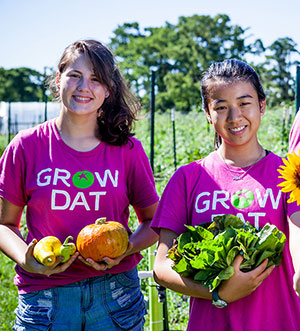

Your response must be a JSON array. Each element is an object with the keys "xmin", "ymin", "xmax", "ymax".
[
  {"xmin": 129, "ymin": 201, "xmax": 159, "ymax": 253},
  {"xmin": 288, "ymin": 211, "xmax": 300, "ymax": 296},
  {"xmin": 0, "ymin": 197, "xmax": 78, "ymax": 276},
  {"xmin": 153, "ymin": 228, "xmax": 275, "ymax": 303}
]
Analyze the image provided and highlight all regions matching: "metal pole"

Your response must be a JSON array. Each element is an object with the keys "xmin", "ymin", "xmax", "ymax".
[
  {"xmin": 171, "ymin": 109, "xmax": 177, "ymax": 171},
  {"xmin": 148, "ymin": 70, "xmax": 164, "ymax": 331},
  {"xmin": 150, "ymin": 70, "xmax": 155, "ymax": 169},
  {"xmin": 44, "ymin": 99, "xmax": 48, "ymax": 122},
  {"xmin": 296, "ymin": 66, "xmax": 300, "ymax": 113},
  {"xmin": 43, "ymin": 67, "xmax": 48, "ymax": 122},
  {"xmin": 8, "ymin": 101, "xmax": 11, "ymax": 144}
]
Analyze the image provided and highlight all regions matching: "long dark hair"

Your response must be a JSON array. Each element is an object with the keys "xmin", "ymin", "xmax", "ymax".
[
  {"xmin": 201, "ymin": 59, "xmax": 266, "ymax": 149},
  {"xmin": 50, "ymin": 39, "xmax": 140, "ymax": 145}
]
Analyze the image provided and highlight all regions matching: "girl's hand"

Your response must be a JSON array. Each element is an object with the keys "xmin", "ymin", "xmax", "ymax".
[
  {"xmin": 21, "ymin": 239, "xmax": 79, "ymax": 276},
  {"xmin": 78, "ymin": 241, "xmax": 134, "ymax": 271},
  {"xmin": 218, "ymin": 254, "xmax": 275, "ymax": 303}
]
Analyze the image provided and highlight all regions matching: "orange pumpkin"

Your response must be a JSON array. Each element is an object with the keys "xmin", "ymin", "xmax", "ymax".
[{"xmin": 76, "ymin": 217, "xmax": 129, "ymax": 261}]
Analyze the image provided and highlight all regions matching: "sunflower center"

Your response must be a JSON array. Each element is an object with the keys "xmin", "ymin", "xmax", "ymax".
[{"xmin": 296, "ymin": 169, "xmax": 300, "ymax": 187}]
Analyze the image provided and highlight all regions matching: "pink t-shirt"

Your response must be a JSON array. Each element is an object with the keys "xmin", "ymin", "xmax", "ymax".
[
  {"xmin": 289, "ymin": 110, "xmax": 300, "ymax": 154},
  {"xmin": 151, "ymin": 151, "xmax": 300, "ymax": 331},
  {"xmin": 0, "ymin": 119, "xmax": 159, "ymax": 294}
]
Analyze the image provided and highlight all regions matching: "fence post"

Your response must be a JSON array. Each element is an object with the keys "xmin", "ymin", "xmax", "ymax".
[
  {"xmin": 171, "ymin": 108, "xmax": 177, "ymax": 172},
  {"xmin": 148, "ymin": 70, "xmax": 164, "ymax": 331},
  {"xmin": 8, "ymin": 101, "xmax": 11, "ymax": 144},
  {"xmin": 44, "ymin": 99, "xmax": 48, "ymax": 122},
  {"xmin": 150, "ymin": 70, "xmax": 155, "ymax": 169},
  {"xmin": 43, "ymin": 66, "xmax": 50, "ymax": 121},
  {"xmin": 296, "ymin": 66, "xmax": 300, "ymax": 114}
]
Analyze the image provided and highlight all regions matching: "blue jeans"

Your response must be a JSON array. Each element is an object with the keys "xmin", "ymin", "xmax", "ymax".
[{"xmin": 13, "ymin": 267, "xmax": 146, "ymax": 330}]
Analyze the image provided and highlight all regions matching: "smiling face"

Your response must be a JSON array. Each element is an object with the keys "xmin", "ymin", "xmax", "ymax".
[
  {"xmin": 206, "ymin": 80, "xmax": 266, "ymax": 149},
  {"xmin": 57, "ymin": 51, "xmax": 108, "ymax": 117}
]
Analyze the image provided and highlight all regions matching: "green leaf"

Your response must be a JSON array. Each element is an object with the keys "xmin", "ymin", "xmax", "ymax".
[
  {"xmin": 226, "ymin": 246, "xmax": 240, "ymax": 266},
  {"xmin": 172, "ymin": 258, "xmax": 189, "ymax": 274},
  {"xmin": 210, "ymin": 266, "xmax": 235, "ymax": 291},
  {"xmin": 177, "ymin": 232, "xmax": 193, "ymax": 254}
]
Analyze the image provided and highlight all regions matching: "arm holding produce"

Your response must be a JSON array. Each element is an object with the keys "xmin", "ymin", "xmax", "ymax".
[
  {"xmin": 78, "ymin": 202, "xmax": 158, "ymax": 271},
  {"xmin": 153, "ymin": 228, "xmax": 274, "ymax": 303},
  {"xmin": 288, "ymin": 211, "xmax": 300, "ymax": 297},
  {"xmin": 0, "ymin": 197, "xmax": 78, "ymax": 276}
]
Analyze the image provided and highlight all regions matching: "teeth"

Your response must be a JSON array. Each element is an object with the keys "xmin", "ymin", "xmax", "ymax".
[
  {"xmin": 75, "ymin": 96, "xmax": 90, "ymax": 101},
  {"xmin": 230, "ymin": 126, "xmax": 245, "ymax": 132}
]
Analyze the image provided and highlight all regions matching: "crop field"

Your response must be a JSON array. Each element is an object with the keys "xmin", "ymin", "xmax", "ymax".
[{"xmin": 0, "ymin": 107, "xmax": 293, "ymax": 330}]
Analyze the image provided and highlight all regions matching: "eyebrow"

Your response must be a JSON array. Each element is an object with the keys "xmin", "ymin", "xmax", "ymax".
[
  {"xmin": 67, "ymin": 69, "xmax": 81, "ymax": 73},
  {"xmin": 213, "ymin": 94, "xmax": 254, "ymax": 105},
  {"xmin": 67, "ymin": 69, "xmax": 97, "ymax": 76}
]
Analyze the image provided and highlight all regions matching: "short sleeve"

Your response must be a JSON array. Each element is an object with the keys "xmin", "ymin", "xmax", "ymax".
[
  {"xmin": 127, "ymin": 140, "xmax": 159, "ymax": 209},
  {"xmin": 0, "ymin": 134, "xmax": 27, "ymax": 206},
  {"xmin": 151, "ymin": 166, "xmax": 188, "ymax": 235}
]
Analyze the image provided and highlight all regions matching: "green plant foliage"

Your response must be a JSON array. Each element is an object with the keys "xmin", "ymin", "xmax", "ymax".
[
  {"xmin": 168, "ymin": 215, "xmax": 286, "ymax": 292},
  {"xmin": 0, "ymin": 253, "xmax": 18, "ymax": 330}
]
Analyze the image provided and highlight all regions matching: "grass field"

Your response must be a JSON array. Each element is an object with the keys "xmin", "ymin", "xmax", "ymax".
[{"xmin": 0, "ymin": 107, "xmax": 293, "ymax": 330}]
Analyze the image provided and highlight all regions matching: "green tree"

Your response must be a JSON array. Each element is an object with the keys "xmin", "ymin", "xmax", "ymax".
[
  {"xmin": 110, "ymin": 14, "xmax": 260, "ymax": 112},
  {"xmin": 262, "ymin": 37, "xmax": 300, "ymax": 107},
  {"xmin": 0, "ymin": 67, "xmax": 44, "ymax": 102}
]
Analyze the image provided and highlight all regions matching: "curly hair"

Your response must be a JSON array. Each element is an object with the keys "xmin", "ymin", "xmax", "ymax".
[{"xmin": 49, "ymin": 40, "xmax": 140, "ymax": 145}]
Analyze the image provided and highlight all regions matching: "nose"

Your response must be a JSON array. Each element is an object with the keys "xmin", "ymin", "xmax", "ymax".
[
  {"xmin": 77, "ymin": 77, "xmax": 89, "ymax": 91},
  {"xmin": 228, "ymin": 106, "xmax": 242, "ymax": 122}
]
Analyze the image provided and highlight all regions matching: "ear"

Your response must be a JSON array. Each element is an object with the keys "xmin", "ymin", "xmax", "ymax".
[
  {"xmin": 104, "ymin": 88, "xmax": 109, "ymax": 98},
  {"xmin": 259, "ymin": 100, "xmax": 266, "ymax": 115},
  {"xmin": 56, "ymin": 72, "xmax": 61, "ymax": 89},
  {"xmin": 205, "ymin": 111, "xmax": 212, "ymax": 124}
]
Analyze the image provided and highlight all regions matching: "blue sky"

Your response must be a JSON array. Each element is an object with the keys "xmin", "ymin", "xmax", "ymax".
[{"xmin": 1, "ymin": 0, "xmax": 300, "ymax": 72}]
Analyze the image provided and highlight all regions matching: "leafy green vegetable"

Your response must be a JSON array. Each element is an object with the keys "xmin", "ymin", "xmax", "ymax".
[{"xmin": 167, "ymin": 214, "xmax": 286, "ymax": 292}]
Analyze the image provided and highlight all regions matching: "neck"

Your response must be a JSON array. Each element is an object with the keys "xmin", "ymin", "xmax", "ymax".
[
  {"xmin": 218, "ymin": 143, "xmax": 265, "ymax": 168},
  {"xmin": 55, "ymin": 112, "xmax": 100, "ymax": 151}
]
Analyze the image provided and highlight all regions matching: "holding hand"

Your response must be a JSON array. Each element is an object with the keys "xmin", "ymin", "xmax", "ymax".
[
  {"xmin": 218, "ymin": 254, "xmax": 275, "ymax": 303},
  {"xmin": 78, "ymin": 241, "xmax": 133, "ymax": 271},
  {"xmin": 21, "ymin": 239, "xmax": 79, "ymax": 276}
]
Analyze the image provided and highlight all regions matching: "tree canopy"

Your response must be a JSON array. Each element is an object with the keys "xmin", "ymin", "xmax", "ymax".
[
  {"xmin": 0, "ymin": 14, "xmax": 299, "ymax": 110},
  {"xmin": 0, "ymin": 67, "xmax": 44, "ymax": 102}
]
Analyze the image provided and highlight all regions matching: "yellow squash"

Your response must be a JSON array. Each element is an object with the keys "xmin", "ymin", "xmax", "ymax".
[{"xmin": 33, "ymin": 236, "xmax": 76, "ymax": 266}]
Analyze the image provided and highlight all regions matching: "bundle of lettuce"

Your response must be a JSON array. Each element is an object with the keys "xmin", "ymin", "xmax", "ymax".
[{"xmin": 167, "ymin": 214, "xmax": 286, "ymax": 292}]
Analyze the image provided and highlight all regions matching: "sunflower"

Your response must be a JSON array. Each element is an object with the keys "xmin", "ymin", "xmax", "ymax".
[{"xmin": 278, "ymin": 151, "xmax": 300, "ymax": 205}]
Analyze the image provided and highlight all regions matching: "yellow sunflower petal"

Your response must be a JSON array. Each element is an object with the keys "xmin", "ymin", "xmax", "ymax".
[
  {"xmin": 282, "ymin": 158, "xmax": 292, "ymax": 167},
  {"xmin": 288, "ymin": 154, "xmax": 300, "ymax": 169}
]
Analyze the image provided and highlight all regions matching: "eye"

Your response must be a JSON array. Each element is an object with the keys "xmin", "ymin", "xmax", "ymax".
[
  {"xmin": 69, "ymin": 73, "xmax": 80, "ymax": 78},
  {"xmin": 215, "ymin": 105, "xmax": 226, "ymax": 111},
  {"xmin": 91, "ymin": 76, "xmax": 100, "ymax": 83},
  {"xmin": 240, "ymin": 101, "xmax": 251, "ymax": 106}
]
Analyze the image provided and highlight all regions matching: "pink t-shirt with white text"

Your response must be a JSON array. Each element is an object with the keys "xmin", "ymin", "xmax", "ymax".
[
  {"xmin": 151, "ymin": 151, "xmax": 300, "ymax": 331},
  {"xmin": 0, "ymin": 119, "xmax": 159, "ymax": 294}
]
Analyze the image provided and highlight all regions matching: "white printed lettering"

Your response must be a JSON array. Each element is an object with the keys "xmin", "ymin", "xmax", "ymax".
[
  {"xmin": 95, "ymin": 170, "xmax": 118, "ymax": 187},
  {"xmin": 53, "ymin": 169, "xmax": 71, "ymax": 187},
  {"xmin": 256, "ymin": 188, "xmax": 281, "ymax": 209},
  {"xmin": 51, "ymin": 190, "xmax": 70, "ymax": 210},
  {"xmin": 70, "ymin": 192, "xmax": 90, "ymax": 211},
  {"xmin": 212, "ymin": 191, "xmax": 230, "ymax": 210},
  {"xmin": 37, "ymin": 168, "xmax": 52, "ymax": 186},
  {"xmin": 195, "ymin": 192, "xmax": 211, "ymax": 213},
  {"xmin": 248, "ymin": 212, "xmax": 266, "ymax": 229},
  {"xmin": 89, "ymin": 192, "xmax": 107, "ymax": 210}
]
